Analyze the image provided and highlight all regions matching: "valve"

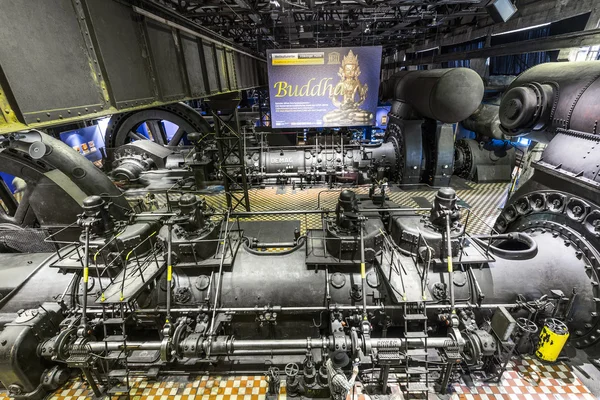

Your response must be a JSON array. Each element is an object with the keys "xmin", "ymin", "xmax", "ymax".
[
  {"xmin": 266, "ymin": 367, "xmax": 280, "ymax": 395},
  {"xmin": 285, "ymin": 363, "xmax": 300, "ymax": 396}
]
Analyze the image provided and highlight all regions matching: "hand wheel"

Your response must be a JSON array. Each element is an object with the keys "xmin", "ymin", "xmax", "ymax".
[
  {"xmin": 285, "ymin": 362, "xmax": 299, "ymax": 377},
  {"xmin": 516, "ymin": 317, "xmax": 538, "ymax": 333}
]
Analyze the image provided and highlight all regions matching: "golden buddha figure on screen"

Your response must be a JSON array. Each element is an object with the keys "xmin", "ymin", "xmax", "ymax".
[{"xmin": 323, "ymin": 50, "xmax": 374, "ymax": 125}]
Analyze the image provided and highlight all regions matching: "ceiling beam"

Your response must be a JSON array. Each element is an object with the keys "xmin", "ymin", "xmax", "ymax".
[
  {"xmin": 409, "ymin": 0, "xmax": 598, "ymax": 53},
  {"xmin": 392, "ymin": 28, "xmax": 600, "ymax": 66}
]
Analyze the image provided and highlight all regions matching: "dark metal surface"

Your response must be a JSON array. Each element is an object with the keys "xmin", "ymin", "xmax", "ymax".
[
  {"xmin": 104, "ymin": 102, "xmax": 211, "ymax": 148},
  {"xmin": 0, "ymin": 0, "xmax": 106, "ymax": 124},
  {"xmin": 0, "ymin": 0, "xmax": 265, "ymax": 135},
  {"xmin": 454, "ymin": 139, "xmax": 515, "ymax": 183},
  {"xmin": 462, "ymin": 104, "xmax": 504, "ymax": 141},
  {"xmin": 0, "ymin": 131, "xmax": 130, "ymax": 228},
  {"xmin": 380, "ymin": 69, "xmax": 484, "ymax": 123},
  {"xmin": 84, "ymin": 0, "xmax": 157, "ymax": 108},
  {"xmin": 499, "ymin": 61, "xmax": 600, "ymax": 142},
  {"xmin": 0, "ymin": 186, "xmax": 596, "ymax": 398}
]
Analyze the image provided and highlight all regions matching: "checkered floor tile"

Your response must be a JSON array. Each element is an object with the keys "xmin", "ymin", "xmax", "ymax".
[
  {"xmin": 134, "ymin": 181, "xmax": 509, "ymax": 236},
  {"xmin": 0, "ymin": 357, "xmax": 596, "ymax": 399},
  {"xmin": 450, "ymin": 356, "xmax": 597, "ymax": 400},
  {"xmin": 0, "ymin": 375, "xmax": 269, "ymax": 400}
]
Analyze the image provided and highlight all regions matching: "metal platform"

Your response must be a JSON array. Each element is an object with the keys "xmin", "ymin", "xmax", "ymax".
[
  {"xmin": 96, "ymin": 253, "xmax": 166, "ymax": 304},
  {"xmin": 305, "ymin": 229, "xmax": 363, "ymax": 267}
]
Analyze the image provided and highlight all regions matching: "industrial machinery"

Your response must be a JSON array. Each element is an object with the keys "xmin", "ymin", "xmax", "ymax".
[
  {"xmin": 0, "ymin": 130, "xmax": 131, "ymax": 253},
  {"xmin": 107, "ymin": 68, "xmax": 488, "ymax": 189},
  {"xmin": 379, "ymin": 68, "xmax": 485, "ymax": 186},
  {"xmin": 457, "ymin": 104, "xmax": 517, "ymax": 183},
  {"xmin": 108, "ymin": 132, "xmax": 400, "ymax": 189},
  {"xmin": 0, "ymin": 62, "xmax": 599, "ymax": 399},
  {"xmin": 0, "ymin": 180, "xmax": 595, "ymax": 399},
  {"xmin": 494, "ymin": 61, "xmax": 600, "ymax": 351}
]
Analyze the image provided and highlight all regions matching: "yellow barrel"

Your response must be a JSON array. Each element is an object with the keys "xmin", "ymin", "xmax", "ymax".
[{"xmin": 536, "ymin": 318, "xmax": 569, "ymax": 362}]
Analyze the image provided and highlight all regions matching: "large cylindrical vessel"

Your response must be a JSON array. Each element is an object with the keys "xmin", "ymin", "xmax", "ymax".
[
  {"xmin": 499, "ymin": 61, "xmax": 600, "ymax": 142},
  {"xmin": 380, "ymin": 68, "xmax": 485, "ymax": 122}
]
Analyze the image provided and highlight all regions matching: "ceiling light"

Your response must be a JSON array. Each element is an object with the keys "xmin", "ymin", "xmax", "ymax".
[{"xmin": 492, "ymin": 22, "xmax": 550, "ymax": 36}]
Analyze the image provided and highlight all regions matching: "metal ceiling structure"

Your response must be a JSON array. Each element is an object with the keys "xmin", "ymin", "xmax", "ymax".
[{"xmin": 155, "ymin": 0, "xmax": 490, "ymax": 55}]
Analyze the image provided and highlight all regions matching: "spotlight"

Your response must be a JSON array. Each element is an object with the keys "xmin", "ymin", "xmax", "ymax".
[{"xmin": 486, "ymin": 0, "xmax": 517, "ymax": 23}]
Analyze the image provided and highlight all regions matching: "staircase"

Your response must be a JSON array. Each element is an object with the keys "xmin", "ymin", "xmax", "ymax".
[
  {"xmin": 103, "ymin": 303, "xmax": 131, "ymax": 398},
  {"xmin": 403, "ymin": 302, "xmax": 430, "ymax": 399}
]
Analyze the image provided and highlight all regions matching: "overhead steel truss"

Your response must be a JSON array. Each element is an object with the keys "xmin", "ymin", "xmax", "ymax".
[{"xmin": 155, "ymin": 0, "xmax": 486, "ymax": 53}]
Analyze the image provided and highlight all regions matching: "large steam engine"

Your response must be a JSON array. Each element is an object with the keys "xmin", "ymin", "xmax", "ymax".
[
  {"xmin": 106, "ymin": 68, "xmax": 496, "ymax": 189},
  {"xmin": 0, "ymin": 62, "xmax": 599, "ymax": 399},
  {"xmin": 494, "ymin": 61, "xmax": 600, "ymax": 349},
  {"xmin": 0, "ymin": 179, "xmax": 595, "ymax": 399}
]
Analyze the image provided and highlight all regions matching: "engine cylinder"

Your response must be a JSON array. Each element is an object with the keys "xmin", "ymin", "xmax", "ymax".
[
  {"xmin": 499, "ymin": 61, "xmax": 600, "ymax": 142},
  {"xmin": 380, "ymin": 68, "xmax": 484, "ymax": 123}
]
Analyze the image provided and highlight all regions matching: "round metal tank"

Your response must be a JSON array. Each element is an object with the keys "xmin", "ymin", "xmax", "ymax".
[
  {"xmin": 379, "ymin": 68, "xmax": 485, "ymax": 123},
  {"xmin": 499, "ymin": 61, "xmax": 600, "ymax": 141},
  {"xmin": 428, "ymin": 228, "xmax": 596, "ymax": 344}
]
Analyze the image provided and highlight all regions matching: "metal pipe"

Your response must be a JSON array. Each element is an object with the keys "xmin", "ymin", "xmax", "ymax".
[
  {"xmin": 231, "ymin": 210, "xmax": 329, "ymax": 217},
  {"xmin": 143, "ymin": 208, "xmax": 428, "ymax": 219},
  {"xmin": 115, "ymin": 299, "xmax": 529, "ymax": 319},
  {"xmin": 360, "ymin": 219, "xmax": 367, "ymax": 320},
  {"xmin": 81, "ymin": 226, "xmax": 90, "ymax": 332},
  {"xmin": 445, "ymin": 214, "xmax": 455, "ymax": 313},
  {"xmin": 207, "ymin": 212, "xmax": 231, "ymax": 357},
  {"xmin": 231, "ymin": 349, "xmax": 308, "ymax": 355},
  {"xmin": 252, "ymin": 241, "xmax": 296, "ymax": 248},
  {"xmin": 131, "ymin": 302, "xmax": 521, "ymax": 315},
  {"xmin": 84, "ymin": 333, "xmax": 461, "ymax": 355},
  {"xmin": 88, "ymin": 341, "xmax": 163, "ymax": 352},
  {"xmin": 166, "ymin": 224, "xmax": 173, "ymax": 324},
  {"xmin": 361, "ymin": 207, "xmax": 430, "ymax": 213},
  {"xmin": 233, "ymin": 338, "xmax": 326, "ymax": 350}
]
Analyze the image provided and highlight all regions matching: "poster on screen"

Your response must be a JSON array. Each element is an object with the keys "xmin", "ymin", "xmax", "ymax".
[{"xmin": 267, "ymin": 46, "xmax": 382, "ymax": 128}]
